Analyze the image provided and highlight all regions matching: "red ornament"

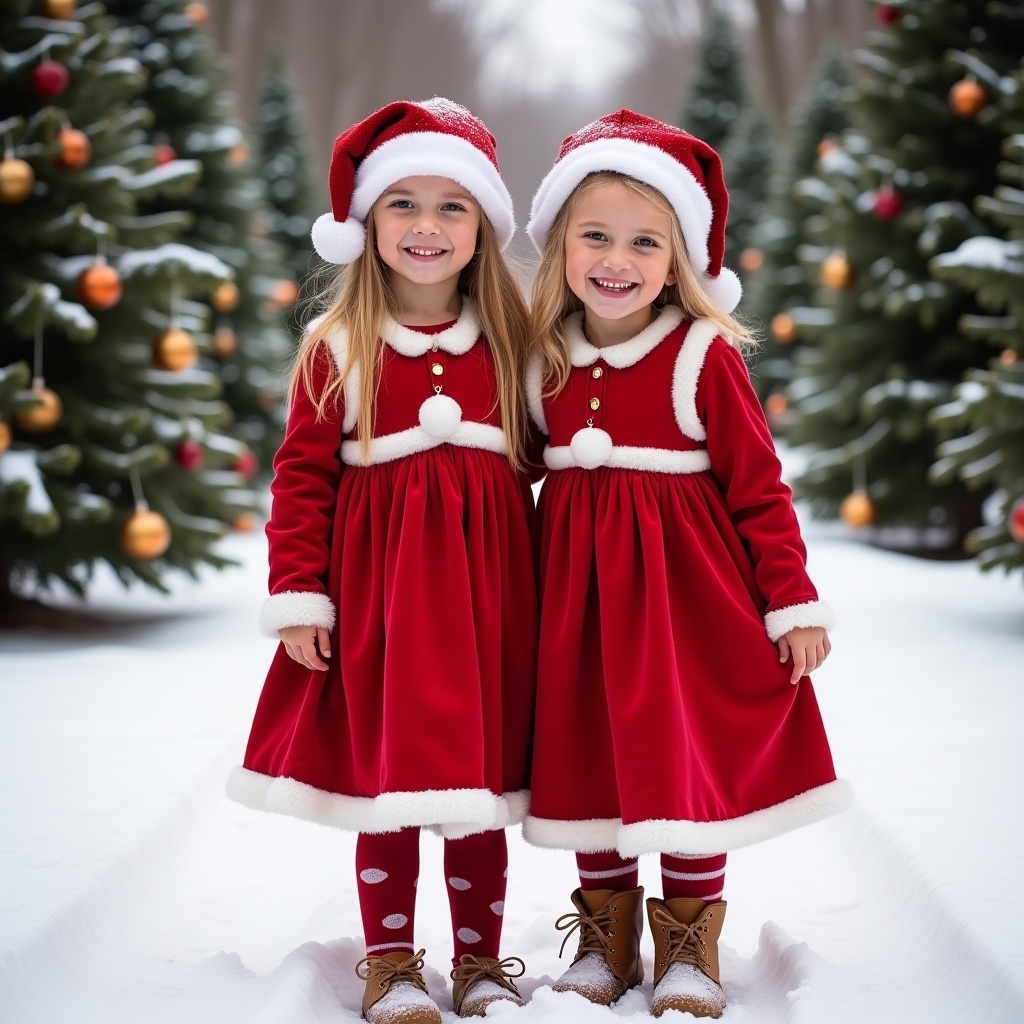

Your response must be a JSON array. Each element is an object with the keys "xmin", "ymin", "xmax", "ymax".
[
  {"xmin": 1009, "ymin": 499, "xmax": 1024, "ymax": 544},
  {"xmin": 876, "ymin": 4, "xmax": 899, "ymax": 25},
  {"xmin": 153, "ymin": 143, "xmax": 177, "ymax": 166},
  {"xmin": 175, "ymin": 438, "xmax": 204, "ymax": 471},
  {"xmin": 233, "ymin": 449, "xmax": 258, "ymax": 477},
  {"xmin": 873, "ymin": 186, "xmax": 904, "ymax": 221},
  {"xmin": 32, "ymin": 60, "xmax": 69, "ymax": 97}
]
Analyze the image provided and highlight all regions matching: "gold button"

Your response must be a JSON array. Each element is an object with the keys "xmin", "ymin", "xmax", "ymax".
[
  {"xmin": 431, "ymin": 362, "xmax": 444, "ymax": 376},
  {"xmin": 592, "ymin": 366, "xmax": 603, "ymax": 379},
  {"xmin": 589, "ymin": 397, "xmax": 601, "ymax": 411}
]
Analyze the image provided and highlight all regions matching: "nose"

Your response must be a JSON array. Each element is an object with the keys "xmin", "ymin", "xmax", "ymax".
[
  {"xmin": 602, "ymin": 243, "xmax": 633, "ymax": 273},
  {"xmin": 411, "ymin": 212, "xmax": 441, "ymax": 235}
]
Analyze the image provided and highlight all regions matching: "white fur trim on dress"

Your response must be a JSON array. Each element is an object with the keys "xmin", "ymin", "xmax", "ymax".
[
  {"xmin": 258, "ymin": 590, "xmax": 336, "ymax": 638},
  {"xmin": 528, "ymin": 138, "xmax": 713, "ymax": 270},
  {"xmin": 311, "ymin": 212, "xmax": 368, "ymax": 264},
  {"xmin": 382, "ymin": 299, "xmax": 480, "ymax": 357},
  {"xmin": 544, "ymin": 444, "xmax": 711, "ymax": 475},
  {"xmin": 433, "ymin": 790, "xmax": 531, "ymax": 840},
  {"xmin": 764, "ymin": 600, "xmax": 837, "ymax": 642},
  {"xmin": 350, "ymin": 132, "xmax": 515, "ymax": 249},
  {"xmin": 341, "ymin": 421, "xmax": 506, "ymax": 465},
  {"xmin": 226, "ymin": 765, "xmax": 526, "ymax": 835},
  {"xmin": 616, "ymin": 779, "xmax": 854, "ymax": 856},
  {"xmin": 564, "ymin": 305, "xmax": 684, "ymax": 368},
  {"xmin": 317, "ymin": 321, "xmax": 360, "ymax": 434},
  {"xmin": 524, "ymin": 351, "xmax": 548, "ymax": 434},
  {"xmin": 672, "ymin": 318, "xmax": 723, "ymax": 442},
  {"xmin": 702, "ymin": 267, "xmax": 743, "ymax": 315},
  {"xmin": 523, "ymin": 814, "xmax": 622, "ymax": 852}
]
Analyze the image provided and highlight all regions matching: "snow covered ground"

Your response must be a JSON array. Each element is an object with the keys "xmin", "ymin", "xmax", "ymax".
[{"xmin": 2, "ymin": 497, "xmax": 1023, "ymax": 1022}]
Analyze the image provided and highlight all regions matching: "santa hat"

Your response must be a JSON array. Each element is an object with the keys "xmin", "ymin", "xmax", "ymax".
[
  {"xmin": 311, "ymin": 97, "xmax": 515, "ymax": 264},
  {"xmin": 527, "ymin": 109, "xmax": 742, "ymax": 315}
]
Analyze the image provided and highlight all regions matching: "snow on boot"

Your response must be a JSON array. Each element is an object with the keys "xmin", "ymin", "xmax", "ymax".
[
  {"xmin": 647, "ymin": 897, "xmax": 727, "ymax": 1019},
  {"xmin": 551, "ymin": 886, "xmax": 644, "ymax": 1005},
  {"xmin": 356, "ymin": 948, "xmax": 442, "ymax": 1024},
  {"xmin": 450, "ymin": 954, "xmax": 526, "ymax": 1016}
]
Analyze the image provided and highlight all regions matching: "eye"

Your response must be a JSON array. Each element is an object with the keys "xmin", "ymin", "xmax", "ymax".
[
  {"xmin": 440, "ymin": 201, "xmax": 467, "ymax": 212},
  {"xmin": 388, "ymin": 198, "xmax": 414, "ymax": 209},
  {"xmin": 634, "ymin": 237, "xmax": 658, "ymax": 248},
  {"xmin": 583, "ymin": 231, "xmax": 607, "ymax": 242}
]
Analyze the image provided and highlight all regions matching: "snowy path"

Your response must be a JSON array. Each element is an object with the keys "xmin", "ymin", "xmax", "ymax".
[{"xmin": 2, "ymin": 524, "xmax": 1023, "ymax": 1022}]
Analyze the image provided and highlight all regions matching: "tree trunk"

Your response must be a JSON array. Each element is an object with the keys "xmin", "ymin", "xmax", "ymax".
[{"xmin": 752, "ymin": 0, "xmax": 788, "ymax": 132}]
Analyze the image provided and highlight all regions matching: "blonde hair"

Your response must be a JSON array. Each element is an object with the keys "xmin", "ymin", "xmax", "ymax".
[
  {"xmin": 290, "ymin": 208, "xmax": 530, "ymax": 469},
  {"xmin": 529, "ymin": 171, "xmax": 757, "ymax": 394}
]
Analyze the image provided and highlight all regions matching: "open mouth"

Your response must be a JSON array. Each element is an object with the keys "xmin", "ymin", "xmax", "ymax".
[
  {"xmin": 405, "ymin": 246, "xmax": 448, "ymax": 259},
  {"xmin": 590, "ymin": 277, "xmax": 639, "ymax": 296}
]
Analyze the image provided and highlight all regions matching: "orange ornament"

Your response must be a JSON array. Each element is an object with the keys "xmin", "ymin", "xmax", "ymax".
[
  {"xmin": 213, "ymin": 325, "xmax": 237, "ymax": 356},
  {"xmin": 120, "ymin": 508, "xmax": 171, "ymax": 560},
  {"xmin": 42, "ymin": 0, "xmax": 76, "ymax": 16},
  {"xmin": 227, "ymin": 142, "xmax": 249, "ymax": 166},
  {"xmin": 0, "ymin": 156, "xmax": 35, "ymax": 203},
  {"xmin": 153, "ymin": 327, "xmax": 198, "ymax": 371},
  {"xmin": 999, "ymin": 348, "xmax": 1018, "ymax": 367},
  {"xmin": 765, "ymin": 393, "xmax": 787, "ymax": 424},
  {"xmin": 739, "ymin": 248, "xmax": 764, "ymax": 273},
  {"xmin": 840, "ymin": 490, "xmax": 875, "ymax": 528},
  {"xmin": 57, "ymin": 127, "xmax": 91, "ymax": 170},
  {"xmin": 232, "ymin": 512, "xmax": 257, "ymax": 533},
  {"xmin": 77, "ymin": 263, "xmax": 122, "ymax": 311},
  {"xmin": 184, "ymin": 2, "xmax": 209, "ymax": 25},
  {"xmin": 15, "ymin": 382, "xmax": 62, "ymax": 433},
  {"xmin": 0, "ymin": 419, "xmax": 11, "ymax": 454},
  {"xmin": 817, "ymin": 137, "xmax": 838, "ymax": 158},
  {"xmin": 770, "ymin": 313, "xmax": 798, "ymax": 345},
  {"xmin": 821, "ymin": 251, "xmax": 856, "ymax": 290},
  {"xmin": 949, "ymin": 78, "xmax": 988, "ymax": 119},
  {"xmin": 211, "ymin": 281, "xmax": 240, "ymax": 313},
  {"xmin": 269, "ymin": 278, "xmax": 299, "ymax": 308}
]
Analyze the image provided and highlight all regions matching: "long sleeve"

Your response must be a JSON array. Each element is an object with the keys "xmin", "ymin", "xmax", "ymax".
[
  {"xmin": 258, "ymin": 347, "xmax": 344, "ymax": 637},
  {"xmin": 698, "ymin": 341, "xmax": 835, "ymax": 642}
]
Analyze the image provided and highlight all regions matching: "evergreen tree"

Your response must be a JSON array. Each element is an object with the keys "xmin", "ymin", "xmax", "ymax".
[
  {"xmin": 720, "ymin": 101, "xmax": 773, "ymax": 270},
  {"xmin": 746, "ymin": 41, "xmax": 851, "ymax": 401},
  {"xmin": 930, "ymin": 65, "xmax": 1024, "ymax": 578},
  {"xmin": 0, "ymin": 0, "xmax": 257, "ymax": 602},
  {"xmin": 107, "ymin": 0, "xmax": 291, "ymax": 469},
  {"xmin": 781, "ymin": 0, "xmax": 1023, "ymax": 549}
]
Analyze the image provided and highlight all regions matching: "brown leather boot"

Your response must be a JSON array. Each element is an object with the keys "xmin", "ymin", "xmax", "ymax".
[
  {"xmin": 355, "ymin": 948, "xmax": 442, "ymax": 1024},
  {"xmin": 647, "ymin": 897, "xmax": 727, "ymax": 1018},
  {"xmin": 551, "ymin": 887, "xmax": 644, "ymax": 1005},
  {"xmin": 450, "ymin": 954, "xmax": 526, "ymax": 1016}
]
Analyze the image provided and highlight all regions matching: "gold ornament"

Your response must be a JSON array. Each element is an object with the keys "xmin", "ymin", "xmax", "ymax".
[
  {"xmin": 211, "ymin": 281, "xmax": 240, "ymax": 312},
  {"xmin": 999, "ymin": 348, "xmax": 1018, "ymax": 367},
  {"xmin": 770, "ymin": 313, "xmax": 798, "ymax": 345},
  {"xmin": 0, "ymin": 419, "xmax": 11, "ymax": 454},
  {"xmin": 152, "ymin": 327, "xmax": 198, "ymax": 371},
  {"xmin": 15, "ymin": 382, "xmax": 62, "ymax": 432},
  {"xmin": 42, "ymin": 0, "xmax": 77, "ymax": 16},
  {"xmin": 120, "ymin": 508, "xmax": 171, "ymax": 560},
  {"xmin": 821, "ymin": 251, "xmax": 856, "ymax": 290},
  {"xmin": 840, "ymin": 490, "xmax": 876, "ymax": 528},
  {"xmin": 0, "ymin": 156, "xmax": 35, "ymax": 203},
  {"xmin": 57, "ymin": 127, "xmax": 91, "ymax": 169},
  {"xmin": 213, "ymin": 325, "xmax": 237, "ymax": 356},
  {"xmin": 949, "ymin": 78, "xmax": 988, "ymax": 119},
  {"xmin": 77, "ymin": 263, "xmax": 123, "ymax": 310},
  {"xmin": 227, "ymin": 142, "xmax": 249, "ymax": 166},
  {"xmin": 739, "ymin": 248, "xmax": 764, "ymax": 273},
  {"xmin": 269, "ymin": 278, "xmax": 299, "ymax": 308},
  {"xmin": 232, "ymin": 512, "xmax": 257, "ymax": 533},
  {"xmin": 184, "ymin": 2, "xmax": 209, "ymax": 25}
]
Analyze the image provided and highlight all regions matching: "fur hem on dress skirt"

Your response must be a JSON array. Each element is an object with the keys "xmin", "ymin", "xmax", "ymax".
[
  {"xmin": 226, "ymin": 766, "xmax": 529, "ymax": 836},
  {"xmin": 522, "ymin": 779, "xmax": 854, "ymax": 855}
]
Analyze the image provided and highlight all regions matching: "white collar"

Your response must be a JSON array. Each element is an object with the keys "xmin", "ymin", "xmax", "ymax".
[
  {"xmin": 382, "ymin": 298, "xmax": 481, "ymax": 357},
  {"xmin": 565, "ymin": 305, "xmax": 685, "ymax": 368}
]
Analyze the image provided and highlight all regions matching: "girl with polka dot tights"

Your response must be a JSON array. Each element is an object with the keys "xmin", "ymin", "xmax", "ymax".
[{"xmin": 227, "ymin": 100, "xmax": 536, "ymax": 1022}]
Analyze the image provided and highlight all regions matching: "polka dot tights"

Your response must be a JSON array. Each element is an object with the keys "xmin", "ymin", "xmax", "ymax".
[{"xmin": 356, "ymin": 828, "xmax": 508, "ymax": 966}]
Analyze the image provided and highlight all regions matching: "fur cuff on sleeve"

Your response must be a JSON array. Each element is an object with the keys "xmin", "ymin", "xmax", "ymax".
[
  {"xmin": 259, "ymin": 590, "xmax": 337, "ymax": 638},
  {"xmin": 764, "ymin": 601, "xmax": 836, "ymax": 643}
]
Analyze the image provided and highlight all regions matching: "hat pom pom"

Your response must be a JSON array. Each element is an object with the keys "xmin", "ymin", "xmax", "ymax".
[
  {"xmin": 702, "ymin": 267, "xmax": 743, "ymax": 315},
  {"xmin": 311, "ymin": 212, "xmax": 367, "ymax": 264}
]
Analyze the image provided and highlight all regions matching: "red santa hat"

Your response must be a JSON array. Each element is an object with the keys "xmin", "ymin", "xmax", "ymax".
[
  {"xmin": 311, "ymin": 97, "xmax": 515, "ymax": 264},
  {"xmin": 527, "ymin": 109, "xmax": 742, "ymax": 315}
]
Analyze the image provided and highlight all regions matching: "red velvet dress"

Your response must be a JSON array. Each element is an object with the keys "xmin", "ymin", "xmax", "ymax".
[
  {"xmin": 523, "ymin": 307, "xmax": 851, "ymax": 856},
  {"xmin": 227, "ymin": 301, "xmax": 537, "ymax": 839}
]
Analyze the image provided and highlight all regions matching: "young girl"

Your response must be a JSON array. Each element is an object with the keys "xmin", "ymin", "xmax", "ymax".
[
  {"xmin": 523, "ymin": 110, "xmax": 852, "ymax": 1019},
  {"xmin": 227, "ymin": 99, "xmax": 535, "ymax": 1023}
]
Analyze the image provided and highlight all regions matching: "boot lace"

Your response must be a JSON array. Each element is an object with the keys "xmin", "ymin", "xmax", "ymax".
[
  {"xmin": 355, "ymin": 948, "xmax": 430, "ymax": 994},
  {"xmin": 555, "ymin": 906, "xmax": 619, "ymax": 960},
  {"xmin": 450, "ymin": 955, "xmax": 525, "ymax": 993},
  {"xmin": 648, "ymin": 903, "xmax": 713, "ymax": 976}
]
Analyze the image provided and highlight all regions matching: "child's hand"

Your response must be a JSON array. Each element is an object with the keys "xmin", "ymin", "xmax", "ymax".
[
  {"xmin": 280, "ymin": 625, "xmax": 332, "ymax": 671},
  {"xmin": 778, "ymin": 626, "xmax": 830, "ymax": 685}
]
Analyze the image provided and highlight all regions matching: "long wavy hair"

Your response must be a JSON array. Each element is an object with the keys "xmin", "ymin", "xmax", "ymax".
[
  {"xmin": 290, "ymin": 208, "xmax": 530, "ymax": 469},
  {"xmin": 529, "ymin": 171, "xmax": 757, "ymax": 394}
]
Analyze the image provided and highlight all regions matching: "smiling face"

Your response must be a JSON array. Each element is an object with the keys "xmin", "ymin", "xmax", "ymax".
[
  {"xmin": 371, "ymin": 176, "xmax": 480, "ymax": 303},
  {"xmin": 563, "ymin": 177, "xmax": 677, "ymax": 344}
]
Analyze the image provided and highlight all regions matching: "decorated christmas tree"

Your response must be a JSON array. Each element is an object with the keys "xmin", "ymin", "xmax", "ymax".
[
  {"xmin": 0, "ymin": 0, "xmax": 259, "ymax": 603},
  {"xmin": 930, "ymin": 66, "xmax": 1024, "ymax": 578},
  {"xmin": 720, "ymin": 102, "xmax": 773, "ymax": 274},
  {"xmin": 781, "ymin": 0, "xmax": 1023, "ymax": 550},
  {"xmin": 746, "ymin": 41, "xmax": 852, "ymax": 401},
  {"xmin": 106, "ymin": 0, "xmax": 292, "ymax": 469}
]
